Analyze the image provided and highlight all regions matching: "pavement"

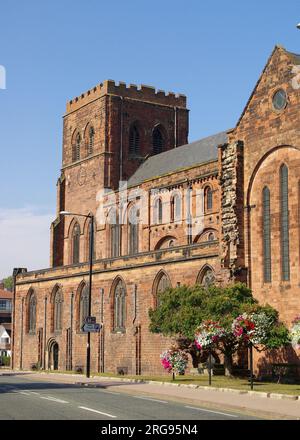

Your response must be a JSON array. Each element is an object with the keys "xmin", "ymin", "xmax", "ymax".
[{"xmin": 0, "ymin": 370, "xmax": 300, "ymax": 420}]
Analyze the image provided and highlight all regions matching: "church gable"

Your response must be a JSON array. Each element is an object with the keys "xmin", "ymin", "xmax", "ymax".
[{"xmin": 232, "ymin": 45, "xmax": 300, "ymax": 141}]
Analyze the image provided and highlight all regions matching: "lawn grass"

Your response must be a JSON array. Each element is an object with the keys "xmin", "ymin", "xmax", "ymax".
[
  {"xmin": 94, "ymin": 372, "xmax": 300, "ymax": 395},
  {"xmin": 40, "ymin": 369, "xmax": 300, "ymax": 395}
]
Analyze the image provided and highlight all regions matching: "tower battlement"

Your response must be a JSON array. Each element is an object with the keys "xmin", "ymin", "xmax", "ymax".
[{"xmin": 66, "ymin": 80, "xmax": 187, "ymax": 113}]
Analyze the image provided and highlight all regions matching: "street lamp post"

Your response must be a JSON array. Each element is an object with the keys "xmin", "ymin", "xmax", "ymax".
[
  {"xmin": 86, "ymin": 214, "xmax": 94, "ymax": 378},
  {"xmin": 60, "ymin": 211, "xmax": 94, "ymax": 378}
]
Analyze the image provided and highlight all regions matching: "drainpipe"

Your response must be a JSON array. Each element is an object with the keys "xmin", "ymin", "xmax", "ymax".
[
  {"xmin": 70, "ymin": 292, "xmax": 74, "ymax": 371},
  {"xmin": 11, "ymin": 273, "xmax": 17, "ymax": 370},
  {"xmin": 174, "ymin": 106, "xmax": 178, "ymax": 148},
  {"xmin": 148, "ymin": 190, "xmax": 151, "ymax": 251},
  {"xmin": 43, "ymin": 296, "xmax": 47, "ymax": 369},
  {"xmin": 186, "ymin": 180, "xmax": 192, "ymax": 245},
  {"xmin": 20, "ymin": 298, "xmax": 24, "ymax": 370},
  {"xmin": 119, "ymin": 96, "xmax": 124, "ymax": 182},
  {"xmin": 99, "ymin": 288, "xmax": 104, "ymax": 373}
]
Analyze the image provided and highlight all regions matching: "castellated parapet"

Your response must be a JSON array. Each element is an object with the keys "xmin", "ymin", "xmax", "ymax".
[{"xmin": 66, "ymin": 79, "xmax": 187, "ymax": 113}]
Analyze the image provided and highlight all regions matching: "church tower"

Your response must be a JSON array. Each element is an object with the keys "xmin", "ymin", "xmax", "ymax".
[{"xmin": 50, "ymin": 80, "xmax": 189, "ymax": 267}]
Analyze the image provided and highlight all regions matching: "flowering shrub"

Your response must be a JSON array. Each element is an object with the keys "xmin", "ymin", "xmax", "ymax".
[
  {"xmin": 160, "ymin": 347, "xmax": 188, "ymax": 375},
  {"xmin": 232, "ymin": 312, "xmax": 272, "ymax": 345},
  {"xmin": 251, "ymin": 312, "xmax": 273, "ymax": 345},
  {"xmin": 195, "ymin": 320, "xmax": 226, "ymax": 350},
  {"xmin": 290, "ymin": 316, "xmax": 300, "ymax": 349}
]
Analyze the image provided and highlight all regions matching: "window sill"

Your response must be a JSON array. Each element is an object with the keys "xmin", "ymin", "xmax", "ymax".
[{"xmin": 112, "ymin": 329, "xmax": 126, "ymax": 334}]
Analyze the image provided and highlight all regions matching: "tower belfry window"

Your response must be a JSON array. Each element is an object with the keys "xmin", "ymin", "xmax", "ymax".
[
  {"xmin": 88, "ymin": 126, "xmax": 95, "ymax": 155},
  {"xmin": 152, "ymin": 127, "xmax": 164, "ymax": 155},
  {"xmin": 129, "ymin": 125, "xmax": 140, "ymax": 155},
  {"xmin": 72, "ymin": 133, "xmax": 81, "ymax": 162}
]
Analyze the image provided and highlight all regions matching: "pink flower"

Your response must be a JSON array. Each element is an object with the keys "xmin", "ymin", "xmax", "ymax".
[{"xmin": 195, "ymin": 339, "xmax": 202, "ymax": 350}]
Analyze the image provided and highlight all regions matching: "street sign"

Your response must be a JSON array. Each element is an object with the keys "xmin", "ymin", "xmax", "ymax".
[
  {"xmin": 82, "ymin": 323, "xmax": 101, "ymax": 333},
  {"xmin": 85, "ymin": 316, "xmax": 96, "ymax": 324}
]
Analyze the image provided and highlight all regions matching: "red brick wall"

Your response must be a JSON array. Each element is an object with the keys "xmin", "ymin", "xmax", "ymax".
[
  {"xmin": 229, "ymin": 46, "xmax": 300, "ymax": 327},
  {"xmin": 14, "ymin": 251, "xmax": 220, "ymax": 374}
]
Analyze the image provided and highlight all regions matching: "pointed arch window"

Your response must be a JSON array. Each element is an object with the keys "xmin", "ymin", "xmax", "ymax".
[
  {"xmin": 72, "ymin": 223, "xmax": 80, "ymax": 264},
  {"xmin": 88, "ymin": 126, "xmax": 95, "ymax": 155},
  {"xmin": 152, "ymin": 126, "xmax": 164, "ymax": 155},
  {"xmin": 28, "ymin": 291, "xmax": 37, "ymax": 333},
  {"xmin": 113, "ymin": 279, "xmax": 126, "ymax": 331},
  {"xmin": 197, "ymin": 266, "xmax": 216, "ymax": 287},
  {"xmin": 128, "ymin": 207, "xmax": 139, "ymax": 255},
  {"xmin": 54, "ymin": 288, "xmax": 63, "ymax": 332},
  {"xmin": 155, "ymin": 272, "xmax": 171, "ymax": 307},
  {"xmin": 205, "ymin": 187, "xmax": 213, "ymax": 211},
  {"xmin": 85, "ymin": 218, "xmax": 96, "ymax": 262},
  {"xmin": 280, "ymin": 164, "xmax": 290, "ymax": 281},
  {"xmin": 79, "ymin": 284, "xmax": 89, "ymax": 330},
  {"xmin": 129, "ymin": 125, "xmax": 140, "ymax": 155},
  {"xmin": 263, "ymin": 187, "xmax": 272, "ymax": 283},
  {"xmin": 110, "ymin": 210, "xmax": 120, "ymax": 258},
  {"xmin": 154, "ymin": 198, "xmax": 163, "ymax": 224}
]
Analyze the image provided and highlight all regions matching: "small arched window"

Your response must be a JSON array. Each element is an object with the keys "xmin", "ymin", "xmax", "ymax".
[
  {"xmin": 79, "ymin": 284, "xmax": 89, "ymax": 330},
  {"xmin": 205, "ymin": 187, "xmax": 213, "ymax": 211},
  {"xmin": 208, "ymin": 232, "xmax": 215, "ymax": 242},
  {"xmin": 154, "ymin": 198, "xmax": 163, "ymax": 224},
  {"xmin": 152, "ymin": 126, "xmax": 164, "ymax": 155},
  {"xmin": 280, "ymin": 164, "xmax": 290, "ymax": 281},
  {"xmin": 110, "ymin": 209, "xmax": 121, "ymax": 258},
  {"xmin": 72, "ymin": 223, "xmax": 80, "ymax": 264},
  {"xmin": 171, "ymin": 194, "xmax": 181, "ymax": 222},
  {"xmin": 128, "ymin": 207, "xmax": 139, "ymax": 255},
  {"xmin": 28, "ymin": 291, "xmax": 37, "ymax": 333},
  {"xmin": 113, "ymin": 279, "xmax": 126, "ymax": 331},
  {"xmin": 129, "ymin": 125, "xmax": 140, "ymax": 155},
  {"xmin": 54, "ymin": 288, "xmax": 63, "ymax": 332},
  {"xmin": 88, "ymin": 126, "xmax": 95, "ymax": 155}
]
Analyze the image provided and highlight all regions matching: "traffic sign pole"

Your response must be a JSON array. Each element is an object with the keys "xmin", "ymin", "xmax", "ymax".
[{"xmin": 86, "ymin": 216, "xmax": 94, "ymax": 379}]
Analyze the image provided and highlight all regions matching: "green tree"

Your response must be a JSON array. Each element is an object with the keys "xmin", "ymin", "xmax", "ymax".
[
  {"xmin": 149, "ymin": 283, "xmax": 289, "ymax": 375},
  {"xmin": 2, "ymin": 276, "xmax": 13, "ymax": 291}
]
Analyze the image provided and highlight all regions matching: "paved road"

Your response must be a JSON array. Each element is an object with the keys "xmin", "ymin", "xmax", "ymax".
[{"xmin": 0, "ymin": 374, "xmax": 257, "ymax": 420}]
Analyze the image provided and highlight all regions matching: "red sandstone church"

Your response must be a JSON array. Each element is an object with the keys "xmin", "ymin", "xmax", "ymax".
[{"xmin": 12, "ymin": 45, "xmax": 300, "ymax": 374}]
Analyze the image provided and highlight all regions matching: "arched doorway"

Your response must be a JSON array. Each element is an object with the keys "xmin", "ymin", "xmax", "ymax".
[
  {"xmin": 53, "ymin": 343, "xmax": 59, "ymax": 370},
  {"xmin": 48, "ymin": 339, "xmax": 59, "ymax": 370}
]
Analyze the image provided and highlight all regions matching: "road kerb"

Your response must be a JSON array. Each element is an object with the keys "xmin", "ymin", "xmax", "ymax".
[
  {"xmin": 269, "ymin": 393, "xmax": 298, "ymax": 400},
  {"xmin": 7, "ymin": 370, "xmax": 300, "ymax": 402}
]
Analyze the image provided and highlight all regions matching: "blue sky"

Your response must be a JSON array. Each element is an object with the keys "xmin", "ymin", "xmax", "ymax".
[{"xmin": 0, "ymin": 0, "xmax": 299, "ymax": 277}]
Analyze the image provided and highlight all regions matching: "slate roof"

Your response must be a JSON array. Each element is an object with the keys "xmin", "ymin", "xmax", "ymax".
[
  {"xmin": 0, "ymin": 289, "xmax": 12, "ymax": 300},
  {"xmin": 127, "ymin": 131, "xmax": 228, "ymax": 187}
]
